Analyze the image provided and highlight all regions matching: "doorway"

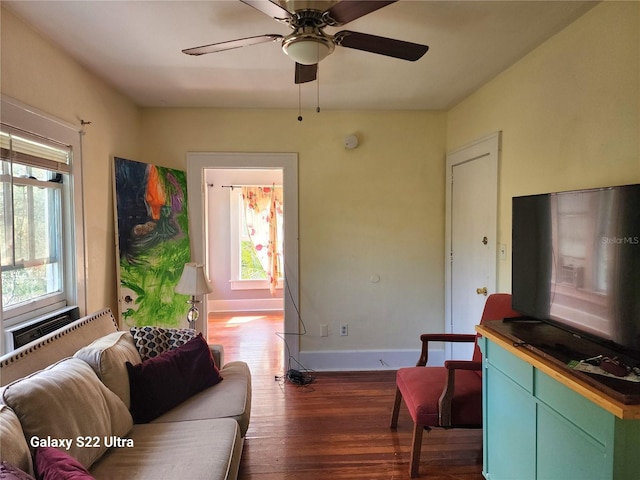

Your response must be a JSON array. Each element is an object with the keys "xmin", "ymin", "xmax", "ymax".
[
  {"xmin": 205, "ymin": 168, "xmax": 284, "ymax": 313},
  {"xmin": 445, "ymin": 133, "xmax": 500, "ymax": 359},
  {"xmin": 185, "ymin": 152, "xmax": 299, "ymax": 368}
]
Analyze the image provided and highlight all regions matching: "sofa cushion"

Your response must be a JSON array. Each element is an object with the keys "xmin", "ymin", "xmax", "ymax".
[
  {"xmin": 0, "ymin": 461, "xmax": 35, "ymax": 480},
  {"xmin": 34, "ymin": 447, "xmax": 95, "ymax": 480},
  {"xmin": 2, "ymin": 358, "xmax": 133, "ymax": 469},
  {"xmin": 89, "ymin": 418, "xmax": 241, "ymax": 480},
  {"xmin": 126, "ymin": 334, "xmax": 223, "ymax": 424},
  {"xmin": 74, "ymin": 331, "xmax": 142, "ymax": 409},
  {"xmin": 0, "ymin": 405, "xmax": 34, "ymax": 476},
  {"xmin": 152, "ymin": 361, "xmax": 251, "ymax": 437},
  {"xmin": 129, "ymin": 326, "xmax": 196, "ymax": 361}
]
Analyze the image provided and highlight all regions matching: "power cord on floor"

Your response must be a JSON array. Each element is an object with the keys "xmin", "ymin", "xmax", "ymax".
[
  {"xmin": 274, "ymin": 270, "xmax": 316, "ymax": 386},
  {"xmin": 275, "ymin": 368, "xmax": 316, "ymax": 386}
]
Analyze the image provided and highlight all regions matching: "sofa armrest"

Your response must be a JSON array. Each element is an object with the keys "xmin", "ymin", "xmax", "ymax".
[{"xmin": 209, "ymin": 344, "xmax": 224, "ymax": 369}]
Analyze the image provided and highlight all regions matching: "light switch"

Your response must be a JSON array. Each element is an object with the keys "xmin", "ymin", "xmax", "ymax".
[{"xmin": 320, "ymin": 324, "xmax": 328, "ymax": 337}]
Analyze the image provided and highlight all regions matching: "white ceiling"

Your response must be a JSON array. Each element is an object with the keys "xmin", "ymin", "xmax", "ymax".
[{"xmin": 4, "ymin": 0, "xmax": 597, "ymax": 111}]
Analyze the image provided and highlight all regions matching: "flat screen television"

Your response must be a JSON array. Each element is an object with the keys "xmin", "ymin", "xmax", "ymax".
[{"xmin": 512, "ymin": 184, "xmax": 640, "ymax": 358}]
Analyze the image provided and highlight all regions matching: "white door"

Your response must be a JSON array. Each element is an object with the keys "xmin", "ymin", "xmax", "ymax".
[{"xmin": 445, "ymin": 133, "xmax": 499, "ymax": 359}]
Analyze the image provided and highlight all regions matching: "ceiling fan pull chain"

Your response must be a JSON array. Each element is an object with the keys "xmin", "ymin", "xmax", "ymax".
[
  {"xmin": 298, "ymin": 84, "xmax": 303, "ymax": 122},
  {"xmin": 316, "ymin": 63, "xmax": 320, "ymax": 114}
]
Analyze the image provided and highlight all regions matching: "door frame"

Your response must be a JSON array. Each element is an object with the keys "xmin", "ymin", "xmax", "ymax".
[
  {"xmin": 445, "ymin": 132, "xmax": 500, "ymax": 357},
  {"xmin": 185, "ymin": 152, "xmax": 299, "ymax": 364}
]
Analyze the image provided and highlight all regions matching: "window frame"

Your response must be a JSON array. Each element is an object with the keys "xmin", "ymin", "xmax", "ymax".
[
  {"xmin": 0, "ymin": 95, "xmax": 87, "ymax": 331},
  {"xmin": 0, "ymin": 161, "xmax": 66, "ymax": 309}
]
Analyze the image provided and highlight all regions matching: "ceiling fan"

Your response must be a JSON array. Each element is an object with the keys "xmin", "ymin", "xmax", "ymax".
[{"xmin": 182, "ymin": 0, "xmax": 429, "ymax": 84}]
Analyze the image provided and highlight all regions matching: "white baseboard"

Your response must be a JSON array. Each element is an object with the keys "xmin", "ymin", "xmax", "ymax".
[
  {"xmin": 298, "ymin": 348, "xmax": 446, "ymax": 372},
  {"xmin": 209, "ymin": 298, "xmax": 284, "ymax": 313}
]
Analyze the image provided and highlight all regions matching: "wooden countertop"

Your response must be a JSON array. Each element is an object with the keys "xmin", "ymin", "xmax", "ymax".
[{"xmin": 477, "ymin": 323, "xmax": 640, "ymax": 420}]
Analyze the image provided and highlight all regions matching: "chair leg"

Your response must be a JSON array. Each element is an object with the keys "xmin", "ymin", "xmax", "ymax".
[
  {"xmin": 390, "ymin": 386, "xmax": 402, "ymax": 428},
  {"xmin": 410, "ymin": 422, "xmax": 424, "ymax": 478}
]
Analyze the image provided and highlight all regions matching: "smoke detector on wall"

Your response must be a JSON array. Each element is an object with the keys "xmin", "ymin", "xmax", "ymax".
[{"xmin": 344, "ymin": 134, "xmax": 358, "ymax": 149}]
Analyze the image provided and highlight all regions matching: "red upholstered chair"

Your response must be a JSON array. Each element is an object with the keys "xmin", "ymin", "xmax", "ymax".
[{"xmin": 390, "ymin": 293, "xmax": 519, "ymax": 478}]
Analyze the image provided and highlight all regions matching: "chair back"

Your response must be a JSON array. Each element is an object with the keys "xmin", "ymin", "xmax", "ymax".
[{"xmin": 472, "ymin": 293, "xmax": 520, "ymax": 362}]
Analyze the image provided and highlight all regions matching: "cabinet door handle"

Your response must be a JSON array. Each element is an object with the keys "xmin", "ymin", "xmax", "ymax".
[{"xmin": 476, "ymin": 287, "xmax": 488, "ymax": 296}]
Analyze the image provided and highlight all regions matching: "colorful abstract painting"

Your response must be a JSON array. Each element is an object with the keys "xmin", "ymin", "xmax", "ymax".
[{"xmin": 113, "ymin": 157, "xmax": 191, "ymax": 327}]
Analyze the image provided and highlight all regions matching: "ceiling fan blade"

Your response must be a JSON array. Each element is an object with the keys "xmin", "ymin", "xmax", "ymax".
[
  {"xmin": 326, "ymin": 0, "xmax": 397, "ymax": 25},
  {"xmin": 335, "ymin": 31, "xmax": 428, "ymax": 61},
  {"xmin": 240, "ymin": 0, "xmax": 292, "ymax": 21},
  {"xmin": 295, "ymin": 63, "xmax": 317, "ymax": 84},
  {"xmin": 182, "ymin": 34, "xmax": 283, "ymax": 56}
]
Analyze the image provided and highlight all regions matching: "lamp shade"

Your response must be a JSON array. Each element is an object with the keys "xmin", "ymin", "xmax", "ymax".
[{"xmin": 175, "ymin": 263, "xmax": 212, "ymax": 296}]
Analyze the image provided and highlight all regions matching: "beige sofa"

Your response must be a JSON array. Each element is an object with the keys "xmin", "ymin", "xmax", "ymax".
[{"xmin": 0, "ymin": 308, "xmax": 251, "ymax": 480}]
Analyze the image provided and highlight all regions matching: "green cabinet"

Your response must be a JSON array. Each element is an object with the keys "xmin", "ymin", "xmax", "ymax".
[
  {"xmin": 536, "ymin": 405, "xmax": 609, "ymax": 480},
  {"xmin": 480, "ymin": 335, "xmax": 640, "ymax": 480},
  {"xmin": 484, "ymin": 361, "xmax": 536, "ymax": 479}
]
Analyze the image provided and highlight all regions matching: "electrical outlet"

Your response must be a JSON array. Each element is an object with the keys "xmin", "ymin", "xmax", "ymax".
[{"xmin": 340, "ymin": 324, "xmax": 348, "ymax": 336}]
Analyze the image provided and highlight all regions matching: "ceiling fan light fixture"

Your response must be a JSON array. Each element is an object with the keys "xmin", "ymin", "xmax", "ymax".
[{"xmin": 282, "ymin": 33, "xmax": 334, "ymax": 65}]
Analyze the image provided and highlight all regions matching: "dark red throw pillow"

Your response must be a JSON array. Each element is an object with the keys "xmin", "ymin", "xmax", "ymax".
[
  {"xmin": 34, "ymin": 447, "xmax": 94, "ymax": 480},
  {"xmin": 126, "ymin": 333, "xmax": 223, "ymax": 423},
  {"xmin": 0, "ymin": 461, "xmax": 35, "ymax": 480}
]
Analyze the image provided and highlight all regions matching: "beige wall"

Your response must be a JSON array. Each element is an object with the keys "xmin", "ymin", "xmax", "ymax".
[
  {"xmin": 447, "ymin": 1, "xmax": 640, "ymax": 292},
  {"xmin": 1, "ymin": 8, "xmax": 141, "ymax": 314},
  {"xmin": 139, "ymin": 109, "xmax": 448, "ymax": 354},
  {"xmin": 2, "ymin": 1, "xmax": 638, "ymax": 365}
]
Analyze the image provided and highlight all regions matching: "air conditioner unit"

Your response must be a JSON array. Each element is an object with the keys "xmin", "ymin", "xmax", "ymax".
[{"xmin": 4, "ymin": 306, "xmax": 80, "ymax": 351}]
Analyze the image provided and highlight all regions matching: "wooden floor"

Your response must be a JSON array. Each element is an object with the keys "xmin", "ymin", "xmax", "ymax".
[{"xmin": 208, "ymin": 313, "xmax": 483, "ymax": 479}]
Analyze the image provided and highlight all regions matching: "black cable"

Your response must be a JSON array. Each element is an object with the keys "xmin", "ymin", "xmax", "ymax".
[
  {"xmin": 273, "ymin": 267, "xmax": 316, "ymax": 386},
  {"xmin": 286, "ymin": 368, "xmax": 315, "ymax": 385}
]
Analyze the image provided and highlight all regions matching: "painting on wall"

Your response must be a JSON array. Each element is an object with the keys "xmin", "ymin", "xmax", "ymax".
[{"xmin": 113, "ymin": 157, "xmax": 191, "ymax": 327}]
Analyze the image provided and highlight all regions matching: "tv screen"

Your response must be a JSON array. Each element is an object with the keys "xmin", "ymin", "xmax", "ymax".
[{"xmin": 512, "ymin": 184, "xmax": 640, "ymax": 356}]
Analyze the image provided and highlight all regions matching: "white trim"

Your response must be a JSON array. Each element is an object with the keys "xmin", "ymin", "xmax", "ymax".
[
  {"xmin": 185, "ymin": 152, "xmax": 299, "ymax": 367},
  {"xmin": 0, "ymin": 96, "xmax": 80, "ymax": 137},
  {"xmin": 209, "ymin": 297, "xmax": 284, "ymax": 313},
  {"xmin": 229, "ymin": 187, "xmax": 242, "ymax": 283},
  {"xmin": 298, "ymin": 348, "xmax": 443, "ymax": 372},
  {"xmin": 445, "ymin": 131, "xmax": 500, "ymax": 360},
  {"xmin": 229, "ymin": 279, "xmax": 283, "ymax": 291}
]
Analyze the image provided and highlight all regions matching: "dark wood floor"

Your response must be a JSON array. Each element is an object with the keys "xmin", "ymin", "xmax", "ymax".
[{"xmin": 208, "ymin": 313, "xmax": 483, "ymax": 479}]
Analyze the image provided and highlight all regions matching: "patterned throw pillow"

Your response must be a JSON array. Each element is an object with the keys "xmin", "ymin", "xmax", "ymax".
[{"xmin": 129, "ymin": 326, "xmax": 196, "ymax": 361}]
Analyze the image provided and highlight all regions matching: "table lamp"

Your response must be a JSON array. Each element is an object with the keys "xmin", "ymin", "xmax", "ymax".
[{"xmin": 175, "ymin": 262, "xmax": 212, "ymax": 329}]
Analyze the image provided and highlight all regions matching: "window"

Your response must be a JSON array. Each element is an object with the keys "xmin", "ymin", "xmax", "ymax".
[
  {"xmin": 229, "ymin": 187, "xmax": 283, "ymax": 290},
  {"xmin": 1, "ymin": 96, "xmax": 86, "ymax": 329}
]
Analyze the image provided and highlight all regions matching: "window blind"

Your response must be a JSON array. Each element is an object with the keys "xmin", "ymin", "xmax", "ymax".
[{"xmin": 0, "ymin": 126, "xmax": 71, "ymax": 174}]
